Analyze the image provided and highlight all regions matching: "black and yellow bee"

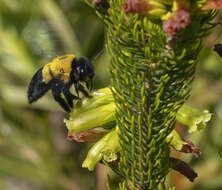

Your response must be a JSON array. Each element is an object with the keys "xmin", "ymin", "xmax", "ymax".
[{"xmin": 27, "ymin": 55, "xmax": 94, "ymax": 112}]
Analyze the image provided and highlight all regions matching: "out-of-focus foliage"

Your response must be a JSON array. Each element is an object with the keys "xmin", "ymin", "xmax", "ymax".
[
  {"xmin": 0, "ymin": 0, "xmax": 222, "ymax": 189},
  {"xmin": 0, "ymin": 0, "xmax": 108, "ymax": 189}
]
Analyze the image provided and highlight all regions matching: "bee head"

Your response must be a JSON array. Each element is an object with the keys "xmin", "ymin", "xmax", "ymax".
[
  {"xmin": 77, "ymin": 57, "xmax": 94, "ymax": 80},
  {"xmin": 72, "ymin": 57, "xmax": 94, "ymax": 91}
]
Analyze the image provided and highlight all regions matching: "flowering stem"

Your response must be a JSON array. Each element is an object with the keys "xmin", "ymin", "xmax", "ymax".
[{"xmin": 82, "ymin": 0, "xmax": 217, "ymax": 189}]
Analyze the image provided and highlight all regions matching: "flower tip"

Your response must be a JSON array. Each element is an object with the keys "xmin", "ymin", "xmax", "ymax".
[{"xmin": 82, "ymin": 160, "xmax": 95, "ymax": 171}]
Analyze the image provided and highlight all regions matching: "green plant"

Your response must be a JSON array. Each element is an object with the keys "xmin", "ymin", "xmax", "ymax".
[{"xmin": 65, "ymin": 0, "xmax": 222, "ymax": 189}]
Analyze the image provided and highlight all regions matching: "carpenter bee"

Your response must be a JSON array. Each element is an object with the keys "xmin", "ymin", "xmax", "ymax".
[{"xmin": 27, "ymin": 55, "xmax": 94, "ymax": 112}]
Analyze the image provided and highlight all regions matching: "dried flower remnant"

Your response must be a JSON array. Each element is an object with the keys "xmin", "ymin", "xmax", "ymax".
[
  {"xmin": 167, "ymin": 129, "xmax": 201, "ymax": 157},
  {"xmin": 170, "ymin": 157, "xmax": 198, "ymax": 182},
  {"xmin": 180, "ymin": 140, "xmax": 201, "ymax": 157},
  {"xmin": 214, "ymin": 43, "xmax": 222, "ymax": 57},
  {"xmin": 202, "ymin": 0, "xmax": 222, "ymax": 10},
  {"xmin": 67, "ymin": 130, "xmax": 106, "ymax": 142},
  {"xmin": 93, "ymin": 0, "xmax": 109, "ymax": 9}
]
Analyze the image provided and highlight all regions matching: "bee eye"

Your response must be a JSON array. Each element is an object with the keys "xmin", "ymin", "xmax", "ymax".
[{"xmin": 60, "ymin": 68, "xmax": 64, "ymax": 73}]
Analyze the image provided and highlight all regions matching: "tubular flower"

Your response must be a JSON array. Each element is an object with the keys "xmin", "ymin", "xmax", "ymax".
[
  {"xmin": 176, "ymin": 104, "xmax": 211, "ymax": 133},
  {"xmin": 122, "ymin": 0, "xmax": 166, "ymax": 18},
  {"xmin": 64, "ymin": 87, "xmax": 210, "ymax": 182},
  {"xmin": 202, "ymin": 0, "xmax": 222, "ymax": 10},
  {"xmin": 162, "ymin": 0, "xmax": 190, "ymax": 36}
]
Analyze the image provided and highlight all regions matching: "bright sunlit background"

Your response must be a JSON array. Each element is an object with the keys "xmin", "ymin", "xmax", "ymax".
[{"xmin": 0, "ymin": 0, "xmax": 222, "ymax": 189}]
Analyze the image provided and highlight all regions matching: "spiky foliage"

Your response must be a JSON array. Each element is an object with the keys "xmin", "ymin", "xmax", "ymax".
[{"xmin": 84, "ymin": 0, "xmax": 218, "ymax": 189}]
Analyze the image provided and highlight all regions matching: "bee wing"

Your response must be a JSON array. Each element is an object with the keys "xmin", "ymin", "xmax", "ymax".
[{"xmin": 27, "ymin": 67, "xmax": 51, "ymax": 103}]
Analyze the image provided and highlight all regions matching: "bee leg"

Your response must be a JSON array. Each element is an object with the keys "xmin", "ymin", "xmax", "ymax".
[
  {"xmin": 52, "ymin": 85, "xmax": 70, "ymax": 112},
  {"xmin": 86, "ymin": 79, "xmax": 93, "ymax": 91},
  {"xmin": 74, "ymin": 83, "xmax": 80, "ymax": 98},
  {"xmin": 76, "ymin": 83, "xmax": 90, "ymax": 98},
  {"xmin": 63, "ymin": 84, "xmax": 79, "ymax": 108},
  {"xmin": 89, "ymin": 80, "xmax": 93, "ymax": 91}
]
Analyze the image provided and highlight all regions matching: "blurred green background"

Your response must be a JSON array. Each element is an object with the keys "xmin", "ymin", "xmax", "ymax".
[{"xmin": 0, "ymin": 0, "xmax": 222, "ymax": 189}]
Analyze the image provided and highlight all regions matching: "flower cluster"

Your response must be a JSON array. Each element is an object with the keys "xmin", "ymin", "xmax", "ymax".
[
  {"xmin": 122, "ymin": 0, "xmax": 222, "ymax": 36},
  {"xmin": 162, "ymin": 8, "xmax": 190, "ymax": 36},
  {"xmin": 65, "ymin": 87, "xmax": 211, "ymax": 181},
  {"xmin": 162, "ymin": 0, "xmax": 190, "ymax": 36}
]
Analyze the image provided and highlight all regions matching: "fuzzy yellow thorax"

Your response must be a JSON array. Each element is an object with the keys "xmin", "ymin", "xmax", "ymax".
[{"xmin": 42, "ymin": 54, "xmax": 75, "ymax": 83}]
